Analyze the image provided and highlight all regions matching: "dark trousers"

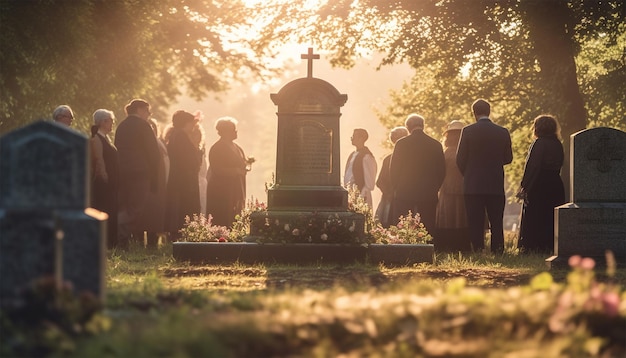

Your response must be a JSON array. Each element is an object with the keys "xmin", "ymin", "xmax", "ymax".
[{"xmin": 464, "ymin": 194, "xmax": 505, "ymax": 254}]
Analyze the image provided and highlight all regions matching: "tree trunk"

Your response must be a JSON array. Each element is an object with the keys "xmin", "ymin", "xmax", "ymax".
[{"xmin": 522, "ymin": 0, "xmax": 587, "ymax": 202}]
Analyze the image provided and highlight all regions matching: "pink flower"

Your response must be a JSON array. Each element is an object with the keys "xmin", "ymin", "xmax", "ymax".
[
  {"xmin": 568, "ymin": 255, "xmax": 582, "ymax": 268},
  {"xmin": 292, "ymin": 228, "xmax": 300, "ymax": 236},
  {"xmin": 581, "ymin": 257, "xmax": 595, "ymax": 270},
  {"xmin": 602, "ymin": 291, "xmax": 620, "ymax": 317},
  {"xmin": 218, "ymin": 237, "xmax": 227, "ymax": 242}
]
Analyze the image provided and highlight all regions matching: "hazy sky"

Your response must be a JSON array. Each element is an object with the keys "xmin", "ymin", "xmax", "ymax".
[{"xmin": 170, "ymin": 50, "xmax": 414, "ymax": 210}]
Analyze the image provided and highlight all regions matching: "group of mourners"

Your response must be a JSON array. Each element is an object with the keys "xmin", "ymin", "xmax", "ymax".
[
  {"xmin": 344, "ymin": 98, "xmax": 565, "ymax": 255},
  {"xmin": 52, "ymin": 99, "xmax": 250, "ymax": 249},
  {"xmin": 51, "ymin": 96, "xmax": 565, "ymax": 255}
]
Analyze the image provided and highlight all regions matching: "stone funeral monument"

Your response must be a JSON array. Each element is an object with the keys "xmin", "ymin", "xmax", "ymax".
[
  {"xmin": 0, "ymin": 121, "xmax": 107, "ymax": 305},
  {"xmin": 248, "ymin": 48, "xmax": 366, "ymax": 243},
  {"xmin": 547, "ymin": 127, "xmax": 626, "ymax": 268}
]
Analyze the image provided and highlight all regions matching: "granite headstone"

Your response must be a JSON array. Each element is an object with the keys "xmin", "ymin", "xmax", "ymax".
[
  {"xmin": 248, "ymin": 48, "xmax": 365, "ymax": 242},
  {"xmin": 547, "ymin": 127, "xmax": 626, "ymax": 268},
  {"xmin": 0, "ymin": 121, "xmax": 107, "ymax": 304}
]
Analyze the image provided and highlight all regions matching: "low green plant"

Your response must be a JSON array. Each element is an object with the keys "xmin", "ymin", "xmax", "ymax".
[
  {"xmin": 76, "ymin": 252, "xmax": 625, "ymax": 357},
  {"xmin": 178, "ymin": 213, "xmax": 231, "ymax": 242},
  {"xmin": 230, "ymin": 197, "xmax": 267, "ymax": 241},
  {"xmin": 0, "ymin": 276, "xmax": 111, "ymax": 357},
  {"xmin": 369, "ymin": 211, "xmax": 432, "ymax": 244}
]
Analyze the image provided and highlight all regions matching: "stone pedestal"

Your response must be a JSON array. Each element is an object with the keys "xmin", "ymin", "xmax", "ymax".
[
  {"xmin": 268, "ymin": 186, "xmax": 348, "ymax": 210},
  {"xmin": 547, "ymin": 127, "xmax": 626, "ymax": 269},
  {"xmin": 548, "ymin": 203, "xmax": 626, "ymax": 268}
]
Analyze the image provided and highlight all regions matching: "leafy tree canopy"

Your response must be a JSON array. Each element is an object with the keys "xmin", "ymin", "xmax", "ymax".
[
  {"xmin": 252, "ymin": 0, "xmax": 625, "ymax": 195},
  {"xmin": 0, "ymin": 0, "xmax": 282, "ymax": 133}
]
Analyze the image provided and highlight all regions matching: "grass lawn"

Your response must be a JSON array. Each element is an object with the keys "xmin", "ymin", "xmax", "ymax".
[{"xmin": 3, "ymin": 240, "xmax": 625, "ymax": 357}]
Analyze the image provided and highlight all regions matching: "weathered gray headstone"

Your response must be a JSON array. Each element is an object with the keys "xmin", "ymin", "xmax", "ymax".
[
  {"xmin": 547, "ymin": 127, "xmax": 626, "ymax": 268},
  {"xmin": 248, "ymin": 48, "xmax": 365, "ymax": 241},
  {"xmin": 0, "ymin": 121, "xmax": 107, "ymax": 305}
]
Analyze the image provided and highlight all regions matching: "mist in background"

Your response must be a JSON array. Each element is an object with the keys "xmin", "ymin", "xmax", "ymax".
[{"xmin": 169, "ymin": 52, "xmax": 414, "ymax": 210}]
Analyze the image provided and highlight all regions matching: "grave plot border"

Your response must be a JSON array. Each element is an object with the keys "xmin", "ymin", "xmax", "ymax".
[{"xmin": 172, "ymin": 242, "xmax": 434, "ymax": 265}]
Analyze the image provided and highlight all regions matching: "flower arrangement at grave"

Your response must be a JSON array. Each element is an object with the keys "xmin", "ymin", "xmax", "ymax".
[
  {"xmin": 245, "ymin": 184, "xmax": 370, "ymax": 244},
  {"xmin": 230, "ymin": 197, "xmax": 267, "ymax": 240},
  {"xmin": 248, "ymin": 211, "xmax": 367, "ymax": 244},
  {"xmin": 178, "ymin": 214, "xmax": 231, "ymax": 242},
  {"xmin": 177, "ymin": 198, "xmax": 267, "ymax": 242},
  {"xmin": 369, "ymin": 211, "xmax": 432, "ymax": 245}
]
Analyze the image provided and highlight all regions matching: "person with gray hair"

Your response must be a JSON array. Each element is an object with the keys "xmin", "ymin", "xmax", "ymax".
[
  {"xmin": 390, "ymin": 113, "xmax": 445, "ymax": 236},
  {"xmin": 205, "ymin": 116, "xmax": 251, "ymax": 228},
  {"xmin": 405, "ymin": 113, "xmax": 425, "ymax": 132},
  {"xmin": 89, "ymin": 108, "xmax": 119, "ymax": 248},
  {"xmin": 52, "ymin": 105, "xmax": 74, "ymax": 126},
  {"xmin": 375, "ymin": 126, "xmax": 409, "ymax": 227}
]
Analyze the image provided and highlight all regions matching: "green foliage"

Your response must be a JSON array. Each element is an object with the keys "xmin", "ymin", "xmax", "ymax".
[
  {"xmin": 72, "ymin": 251, "xmax": 626, "ymax": 357},
  {"xmin": 230, "ymin": 197, "xmax": 268, "ymax": 241},
  {"xmin": 370, "ymin": 211, "xmax": 432, "ymax": 244},
  {"xmin": 255, "ymin": 0, "xmax": 624, "ymax": 198},
  {"xmin": 178, "ymin": 213, "xmax": 232, "ymax": 242},
  {"xmin": 0, "ymin": 0, "xmax": 283, "ymax": 134},
  {"xmin": 0, "ymin": 276, "xmax": 110, "ymax": 357}
]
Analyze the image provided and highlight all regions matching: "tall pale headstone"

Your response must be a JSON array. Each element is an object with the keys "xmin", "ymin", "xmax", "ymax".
[
  {"xmin": 0, "ymin": 121, "xmax": 107, "ymax": 305},
  {"xmin": 547, "ymin": 127, "xmax": 626, "ymax": 268}
]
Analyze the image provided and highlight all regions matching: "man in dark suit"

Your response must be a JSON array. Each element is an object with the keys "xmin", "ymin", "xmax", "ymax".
[
  {"xmin": 115, "ymin": 99, "xmax": 161, "ymax": 248},
  {"xmin": 390, "ymin": 114, "xmax": 445, "ymax": 236},
  {"xmin": 456, "ymin": 99, "xmax": 513, "ymax": 254}
]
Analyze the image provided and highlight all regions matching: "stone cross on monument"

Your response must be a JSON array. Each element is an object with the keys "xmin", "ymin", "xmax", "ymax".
[
  {"xmin": 586, "ymin": 134, "xmax": 624, "ymax": 173},
  {"xmin": 301, "ymin": 47, "xmax": 320, "ymax": 78}
]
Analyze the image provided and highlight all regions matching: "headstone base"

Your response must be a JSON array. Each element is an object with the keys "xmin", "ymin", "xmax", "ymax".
[
  {"xmin": 0, "ymin": 209, "xmax": 106, "ymax": 304},
  {"xmin": 551, "ymin": 202, "xmax": 626, "ymax": 269},
  {"xmin": 267, "ymin": 185, "xmax": 348, "ymax": 211},
  {"xmin": 248, "ymin": 210, "xmax": 366, "ymax": 244}
]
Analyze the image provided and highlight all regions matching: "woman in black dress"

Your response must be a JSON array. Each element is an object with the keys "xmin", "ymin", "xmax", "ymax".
[
  {"xmin": 206, "ymin": 117, "xmax": 248, "ymax": 228},
  {"xmin": 517, "ymin": 115, "xmax": 566, "ymax": 254},
  {"xmin": 164, "ymin": 110, "xmax": 202, "ymax": 239},
  {"xmin": 90, "ymin": 109, "xmax": 118, "ymax": 248}
]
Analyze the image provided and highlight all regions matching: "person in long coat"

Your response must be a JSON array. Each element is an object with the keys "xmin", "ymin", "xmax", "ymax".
[
  {"xmin": 145, "ymin": 118, "xmax": 168, "ymax": 247},
  {"xmin": 164, "ymin": 110, "xmax": 202, "ymax": 239},
  {"xmin": 435, "ymin": 120, "xmax": 471, "ymax": 252},
  {"xmin": 517, "ymin": 115, "xmax": 565, "ymax": 254},
  {"xmin": 206, "ymin": 117, "xmax": 248, "ymax": 228},
  {"xmin": 114, "ymin": 99, "xmax": 162, "ymax": 248},
  {"xmin": 90, "ymin": 109, "xmax": 119, "ymax": 248},
  {"xmin": 390, "ymin": 114, "xmax": 446, "ymax": 236},
  {"xmin": 375, "ymin": 126, "xmax": 408, "ymax": 228},
  {"xmin": 456, "ymin": 99, "xmax": 513, "ymax": 254}
]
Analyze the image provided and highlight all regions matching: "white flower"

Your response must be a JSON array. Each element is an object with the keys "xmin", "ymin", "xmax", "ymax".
[
  {"xmin": 292, "ymin": 228, "xmax": 300, "ymax": 236},
  {"xmin": 348, "ymin": 221, "xmax": 356, "ymax": 232},
  {"xmin": 284, "ymin": 224, "xmax": 290, "ymax": 231},
  {"xmin": 321, "ymin": 233, "xmax": 328, "ymax": 241}
]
